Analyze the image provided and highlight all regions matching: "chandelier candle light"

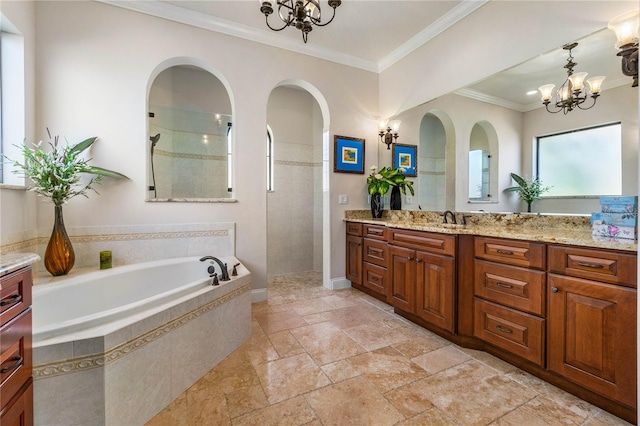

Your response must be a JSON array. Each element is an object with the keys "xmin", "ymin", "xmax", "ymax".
[
  {"xmin": 538, "ymin": 42, "xmax": 605, "ymax": 115},
  {"xmin": 379, "ymin": 119, "xmax": 401, "ymax": 150},
  {"xmin": 260, "ymin": 0, "xmax": 341, "ymax": 43},
  {"xmin": 608, "ymin": 10, "xmax": 639, "ymax": 87}
]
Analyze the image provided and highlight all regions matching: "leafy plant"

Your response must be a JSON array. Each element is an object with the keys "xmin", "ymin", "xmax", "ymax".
[
  {"xmin": 367, "ymin": 166, "xmax": 414, "ymax": 196},
  {"xmin": 7, "ymin": 130, "xmax": 128, "ymax": 206},
  {"xmin": 503, "ymin": 172, "xmax": 551, "ymax": 212}
]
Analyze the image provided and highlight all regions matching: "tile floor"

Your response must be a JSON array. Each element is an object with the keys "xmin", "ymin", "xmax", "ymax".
[{"xmin": 147, "ymin": 271, "xmax": 632, "ymax": 426}]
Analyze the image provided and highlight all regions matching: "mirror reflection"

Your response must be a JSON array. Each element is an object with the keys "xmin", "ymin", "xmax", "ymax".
[
  {"xmin": 381, "ymin": 27, "xmax": 638, "ymax": 214},
  {"xmin": 148, "ymin": 65, "xmax": 233, "ymax": 201}
]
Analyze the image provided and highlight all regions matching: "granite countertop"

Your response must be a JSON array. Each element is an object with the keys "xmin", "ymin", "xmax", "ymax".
[
  {"xmin": 0, "ymin": 252, "xmax": 41, "ymax": 277},
  {"xmin": 344, "ymin": 211, "xmax": 637, "ymax": 253}
]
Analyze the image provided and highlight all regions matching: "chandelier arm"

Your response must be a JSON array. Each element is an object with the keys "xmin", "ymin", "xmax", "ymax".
[
  {"xmin": 310, "ymin": 6, "xmax": 337, "ymax": 27},
  {"xmin": 576, "ymin": 97, "xmax": 598, "ymax": 111},
  {"xmin": 264, "ymin": 16, "xmax": 292, "ymax": 32},
  {"xmin": 544, "ymin": 103, "xmax": 564, "ymax": 114}
]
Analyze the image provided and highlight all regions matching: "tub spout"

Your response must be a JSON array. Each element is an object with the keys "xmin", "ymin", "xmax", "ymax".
[{"xmin": 199, "ymin": 256, "xmax": 230, "ymax": 281}]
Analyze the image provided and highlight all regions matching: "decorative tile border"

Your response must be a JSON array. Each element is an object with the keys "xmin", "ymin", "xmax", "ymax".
[
  {"xmin": 275, "ymin": 160, "xmax": 322, "ymax": 167},
  {"xmin": 33, "ymin": 283, "xmax": 250, "ymax": 380},
  {"xmin": 0, "ymin": 238, "xmax": 39, "ymax": 255},
  {"xmin": 155, "ymin": 149, "xmax": 226, "ymax": 161}
]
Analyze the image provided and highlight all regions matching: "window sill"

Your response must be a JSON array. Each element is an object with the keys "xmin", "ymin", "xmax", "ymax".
[{"xmin": 0, "ymin": 184, "xmax": 27, "ymax": 191}]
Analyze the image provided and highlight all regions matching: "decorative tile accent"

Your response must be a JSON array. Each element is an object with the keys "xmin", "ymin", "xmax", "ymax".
[
  {"xmin": 33, "ymin": 283, "xmax": 251, "ymax": 380},
  {"xmin": 155, "ymin": 149, "xmax": 226, "ymax": 161},
  {"xmin": 275, "ymin": 160, "xmax": 322, "ymax": 167}
]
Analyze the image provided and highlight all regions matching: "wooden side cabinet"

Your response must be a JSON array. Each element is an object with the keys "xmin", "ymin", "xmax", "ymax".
[
  {"xmin": 346, "ymin": 234, "xmax": 363, "ymax": 286},
  {"xmin": 548, "ymin": 273, "xmax": 637, "ymax": 409}
]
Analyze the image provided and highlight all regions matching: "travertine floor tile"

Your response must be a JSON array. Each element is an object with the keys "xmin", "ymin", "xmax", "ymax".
[
  {"xmin": 305, "ymin": 376, "xmax": 405, "ymax": 425},
  {"xmin": 291, "ymin": 321, "xmax": 366, "ymax": 365},
  {"xmin": 394, "ymin": 407, "xmax": 458, "ymax": 426},
  {"xmin": 343, "ymin": 320, "xmax": 409, "ymax": 351},
  {"xmin": 391, "ymin": 334, "xmax": 450, "ymax": 358},
  {"xmin": 267, "ymin": 330, "xmax": 306, "ymax": 358},
  {"xmin": 384, "ymin": 379, "xmax": 435, "ymax": 418},
  {"xmin": 348, "ymin": 346, "xmax": 429, "ymax": 393},
  {"xmin": 253, "ymin": 310, "xmax": 309, "ymax": 334},
  {"xmin": 321, "ymin": 359, "xmax": 361, "ymax": 383},
  {"xmin": 411, "ymin": 345, "xmax": 470, "ymax": 374},
  {"xmin": 224, "ymin": 384, "xmax": 268, "ymax": 419},
  {"xmin": 231, "ymin": 395, "xmax": 317, "ymax": 426},
  {"xmin": 491, "ymin": 395, "xmax": 589, "ymax": 425},
  {"xmin": 458, "ymin": 346, "xmax": 519, "ymax": 374},
  {"xmin": 254, "ymin": 352, "xmax": 331, "ymax": 404}
]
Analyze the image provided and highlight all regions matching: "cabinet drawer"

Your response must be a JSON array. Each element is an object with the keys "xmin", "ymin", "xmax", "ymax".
[
  {"xmin": 548, "ymin": 245, "xmax": 637, "ymax": 287},
  {"xmin": 0, "ymin": 309, "xmax": 32, "ymax": 409},
  {"xmin": 0, "ymin": 378, "xmax": 33, "ymax": 426},
  {"xmin": 474, "ymin": 237, "xmax": 545, "ymax": 269},
  {"xmin": 346, "ymin": 222, "xmax": 362, "ymax": 237},
  {"xmin": 363, "ymin": 239, "xmax": 388, "ymax": 267},
  {"xmin": 0, "ymin": 269, "xmax": 32, "ymax": 328},
  {"xmin": 474, "ymin": 298, "xmax": 544, "ymax": 366},
  {"xmin": 363, "ymin": 224, "xmax": 387, "ymax": 241},
  {"xmin": 474, "ymin": 260, "xmax": 545, "ymax": 316},
  {"xmin": 389, "ymin": 229, "xmax": 455, "ymax": 257},
  {"xmin": 363, "ymin": 263, "xmax": 388, "ymax": 298}
]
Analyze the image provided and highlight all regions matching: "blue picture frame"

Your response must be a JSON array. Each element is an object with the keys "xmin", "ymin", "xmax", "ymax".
[
  {"xmin": 334, "ymin": 135, "xmax": 365, "ymax": 174},
  {"xmin": 392, "ymin": 143, "xmax": 417, "ymax": 177}
]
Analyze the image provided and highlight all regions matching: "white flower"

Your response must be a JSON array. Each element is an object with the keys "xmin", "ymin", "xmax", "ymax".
[
  {"xmin": 370, "ymin": 165, "xmax": 377, "ymax": 172},
  {"xmin": 374, "ymin": 173, "xmax": 383, "ymax": 180}
]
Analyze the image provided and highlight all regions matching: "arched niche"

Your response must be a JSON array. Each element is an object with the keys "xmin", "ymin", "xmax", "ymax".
[
  {"xmin": 146, "ymin": 58, "xmax": 234, "ymax": 201},
  {"xmin": 468, "ymin": 120, "xmax": 499, "ymax": 202},
  {"xmin": 418, "ymin": 111, "xmax": 455, "ymax": 211}
]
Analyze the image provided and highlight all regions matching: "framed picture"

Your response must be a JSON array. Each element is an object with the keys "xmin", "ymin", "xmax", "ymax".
[
  {"xmin": 334, "ymin": 135, "xmax": 365, "ymax": 174},
  {"xmin": 392, "ymin": 143, "xmax": 417, "ymax": 177}
]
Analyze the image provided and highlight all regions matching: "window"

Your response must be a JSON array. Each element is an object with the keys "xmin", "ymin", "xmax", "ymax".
[
  {"xmin": 267, "ymin": 127, "xmax": 274, "ymax": 191},
  {"xmin": 536, "ymin": 123, "xmax": 622, "ymax": 197}
]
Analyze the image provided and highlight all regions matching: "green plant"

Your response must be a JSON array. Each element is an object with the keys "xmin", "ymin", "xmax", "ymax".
[
  {"xmin": 503, "ymin": 172, "xmax": 551, "ymax": 212},
  {"xmin": 8, "ymin": 130, "xmax": 128, "ymax": 206},
  {"xmin": 367, "ymin": 166, "xmax": 414, "ymax": 196}
]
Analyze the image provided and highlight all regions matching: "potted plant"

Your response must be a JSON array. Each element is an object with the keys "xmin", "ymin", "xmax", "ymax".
[
  {"xmin": 503, "ymin": 172, "xmax": 551, "ymax": 213},
  {"xmin": 367, "ymin": 166, "xmax": 414, "ymax": 217},
  {"xmin": 8, "ymin": 130, "xmax": 128, "ymax": 276}
]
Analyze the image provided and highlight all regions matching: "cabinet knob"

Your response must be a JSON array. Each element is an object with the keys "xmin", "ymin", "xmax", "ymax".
[
  {"xmin": 551, "ymin": 287, "xmax": 559, "ymax": 293},
  {"xmin": 416, "ymin": 258, "xmax": 422, "ymax": 263},
  {"xmin": 407, "ymin": 256, "xmax": 414, "ymax": 261}
]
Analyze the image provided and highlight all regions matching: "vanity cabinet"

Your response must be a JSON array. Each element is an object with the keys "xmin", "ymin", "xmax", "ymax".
[
  {"xmin": 0, "ymin": 267, "xmax": 33, "ymax": 426},
  {"xmin": 362, "ymin": 224, "xmax": 389, "ymax": 299},
  {"xmin": 473, "ymin": 237, "xmax": 546, "ymax": 366},
  {"xmin": 345, "ymin": 223, "xmax": 363, "ymax": 286},
  {"xmin": 547, "ymin": 245, "xmax": 637, "ymax": 409},
  {"xmin": 389, "ymin": 229, "xmax": 456, "ymax": 333}
]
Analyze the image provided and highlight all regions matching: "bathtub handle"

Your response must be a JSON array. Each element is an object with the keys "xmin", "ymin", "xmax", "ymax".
[
  {"xmin": 0, "ymin": 294, "xmax": 21, "ymax": 307},
  {"xmin": 0, "ymin": 356, "xmax": 23, "ymax": 374}
]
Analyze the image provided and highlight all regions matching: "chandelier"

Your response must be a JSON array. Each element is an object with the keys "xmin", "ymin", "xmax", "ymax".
[
  {"xmin": 608, "ymin": 10, "xmax": 639, "ymax": 87},
  {"xmin": 259, "ymin": 0, "xmax": 341, "ymax": 43},
  {"xmin": 538, "ymin": 42, "xmax": 605, "ymax": 115}
]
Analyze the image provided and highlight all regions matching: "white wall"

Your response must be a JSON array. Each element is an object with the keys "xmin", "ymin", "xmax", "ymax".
[{"xmin": 17, "ymin": 1, "xmax": 378, "ymax": 293}]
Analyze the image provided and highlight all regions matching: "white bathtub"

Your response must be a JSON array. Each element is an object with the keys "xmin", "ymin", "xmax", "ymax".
[
  {"xmin": 32, "ymin": 255, "xmax": 245, "ymax": 344},
  {"xmin": 31, "ymin": 255, "xmax": 252, "ymax": 426}
]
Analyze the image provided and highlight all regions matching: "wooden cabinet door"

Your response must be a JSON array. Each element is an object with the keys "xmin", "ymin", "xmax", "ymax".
[
  {"xmin": 389, "ymin": 245, "xmax": 416, "ymax": 314},
  {"xmin": 346, "ymin": 235, "xmax": 363, "ymax": 285},
  {"xmin": 548, "ymin": 274, "xmax": 637, "ymax": 408},
  {"xmin": 416, "ymin": 251, "xmax": 455, "ymax": 333}
]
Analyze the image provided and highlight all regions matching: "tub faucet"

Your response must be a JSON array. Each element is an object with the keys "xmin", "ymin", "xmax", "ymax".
[
  {"xmin": 443, "ymin": 210, "xmax": 457, "ymax": 224},
  {"xmin": 199, "ymin": 256, "xmax": 230, "ymax": 281}
]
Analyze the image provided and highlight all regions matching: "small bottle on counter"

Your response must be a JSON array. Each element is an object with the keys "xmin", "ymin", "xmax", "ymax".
[{"xmin": 100, "ymin": 250, "xmax": 112, "ymax": 270}]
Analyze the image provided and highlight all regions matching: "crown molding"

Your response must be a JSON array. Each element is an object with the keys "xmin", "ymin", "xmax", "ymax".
[
  {"xmin": 96, "ymin": 0, "xmax": 380, "ymax": 72},
  {"xmin": 454, "ymin": 88, "xmax": 527, "ymax": 112},
  {"xmin": 377, "ymin": 0, "xmax": 489, "ymax": 72}
]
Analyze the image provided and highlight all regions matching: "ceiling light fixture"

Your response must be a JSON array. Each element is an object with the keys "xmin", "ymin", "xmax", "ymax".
[
  {"xmin": 259, "ymin": 0, "xmax": 341, "ymax": 43},
  {"xmin": 378, "ymin": 119, "xmax": 401, "ymax": 150},
  {"xmin": 608, "ymin": 10, "xmax": 639, "ymax": 87},
  {"xmin": 538, "ymin": 42, "xmax": 605, "ymax": 115}
]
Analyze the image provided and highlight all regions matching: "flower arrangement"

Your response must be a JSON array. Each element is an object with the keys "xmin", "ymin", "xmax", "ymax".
[
  {"xmin": 367, "ymin": 166, "xmax": 415, "ymax": 196},
  {"xmin": 8, "ymin": 130, "xmax": 128, "ymax": 206},
  {"xmin": 503, "ymin": 172, "xmax": 551, "ymax": 212}
]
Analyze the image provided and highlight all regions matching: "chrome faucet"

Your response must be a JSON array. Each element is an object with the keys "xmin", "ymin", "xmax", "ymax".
[
  {"xmin": 199, "ymin": 256, "xmax": 230, "ymax": 281},
  {"xmin": 443, "ymin": 210, "xmax": 457, "ymax": 224}
]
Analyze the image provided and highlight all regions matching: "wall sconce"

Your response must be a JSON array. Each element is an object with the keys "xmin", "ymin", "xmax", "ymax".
[
  {"xmin": 379, "ymin": 119, "xmax": 401, "ymax": 150},
  {"xmin": 608, "ymin": 10, "xmax": 639, "ymax": 87}
]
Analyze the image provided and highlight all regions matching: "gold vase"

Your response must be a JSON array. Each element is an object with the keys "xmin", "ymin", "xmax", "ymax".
[{"xmin": 44, "ymin": 205, "xmax": 75, "ymax": 276}]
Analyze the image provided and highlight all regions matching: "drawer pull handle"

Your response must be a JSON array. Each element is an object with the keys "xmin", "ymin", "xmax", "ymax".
[
  {"xmin": 495, "ymin": 282, "xmax": 513, "ymax": 289},
  {"xmin": 576, "ymin": 261, "xmax": 604, "ymax": 269},
  {"xmin": 551, "ymin": 287, "xmax": 559, "ymax": 293},
  {"xmin": 496, "ymin": 249, "xmax": 514, "ymax": 255},
  {"xmin": 0, "ymin": 294, "xmax": 22, "ymax": 307},
  {"xmin": 495, "ymin": 326, "xmax": 513, "ymax": 334},
  {"xmin": 0, "ymin": 356, "xmax": 23, "ymax": 374}
]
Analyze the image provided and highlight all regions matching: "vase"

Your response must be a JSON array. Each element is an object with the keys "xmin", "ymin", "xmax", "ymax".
[
  {"xmin": 44, "ymin": 205, "xmax": 75, "ymax": 276},
  {"xmin": 371, "ymin": 194, "xmax": 383, "ymax": 218},
  {"xmin": 390, "ymin": 186, "xmax": 402, "ymax": 210}
]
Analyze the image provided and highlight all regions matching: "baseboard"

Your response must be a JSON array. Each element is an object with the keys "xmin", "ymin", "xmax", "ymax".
[
  {"xmin": 251, "ymin": 288, "xmax": 267, "ymax": 303},
  {"xmin": 327, "ymin": 277, "xmax": 351, "ymax": 290}
]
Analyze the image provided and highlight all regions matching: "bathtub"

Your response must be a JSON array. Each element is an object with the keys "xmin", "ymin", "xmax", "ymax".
[{"xmin": 31, "ymin": 256, "xmax": 252, "ymax": 425}]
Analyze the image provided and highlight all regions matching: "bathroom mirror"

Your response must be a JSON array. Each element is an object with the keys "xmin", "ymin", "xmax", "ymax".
[
  {"xmin": 147, "ymin": 65, "xmax": 233, "ymax": 201},
  {"xmin": 380, "ymin": 27, "xmax": 638, "ymax": 213}
]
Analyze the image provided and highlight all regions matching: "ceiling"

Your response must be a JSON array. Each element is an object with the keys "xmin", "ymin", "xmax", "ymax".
[{"xmin": 102, "ymin": 0, "xmax": 630, "ymax": 112}]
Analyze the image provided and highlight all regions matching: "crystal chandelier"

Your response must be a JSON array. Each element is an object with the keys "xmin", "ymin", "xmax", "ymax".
[
  {"xmin": 538, "ymin": 42, "xmax": 605, "ymax": 115},
  {"xmin": 259, "ymin": 0, "xmax": 341, "ymax": 43}
]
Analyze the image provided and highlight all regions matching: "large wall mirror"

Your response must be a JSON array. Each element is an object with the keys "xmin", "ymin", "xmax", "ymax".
[
  {"xmin": 147, "ymin": 65, "xmax": 233, "ymax": 201},
  {"xmin": 379, "ymin": 26, "xmax": 638, "ymax": 214}
]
